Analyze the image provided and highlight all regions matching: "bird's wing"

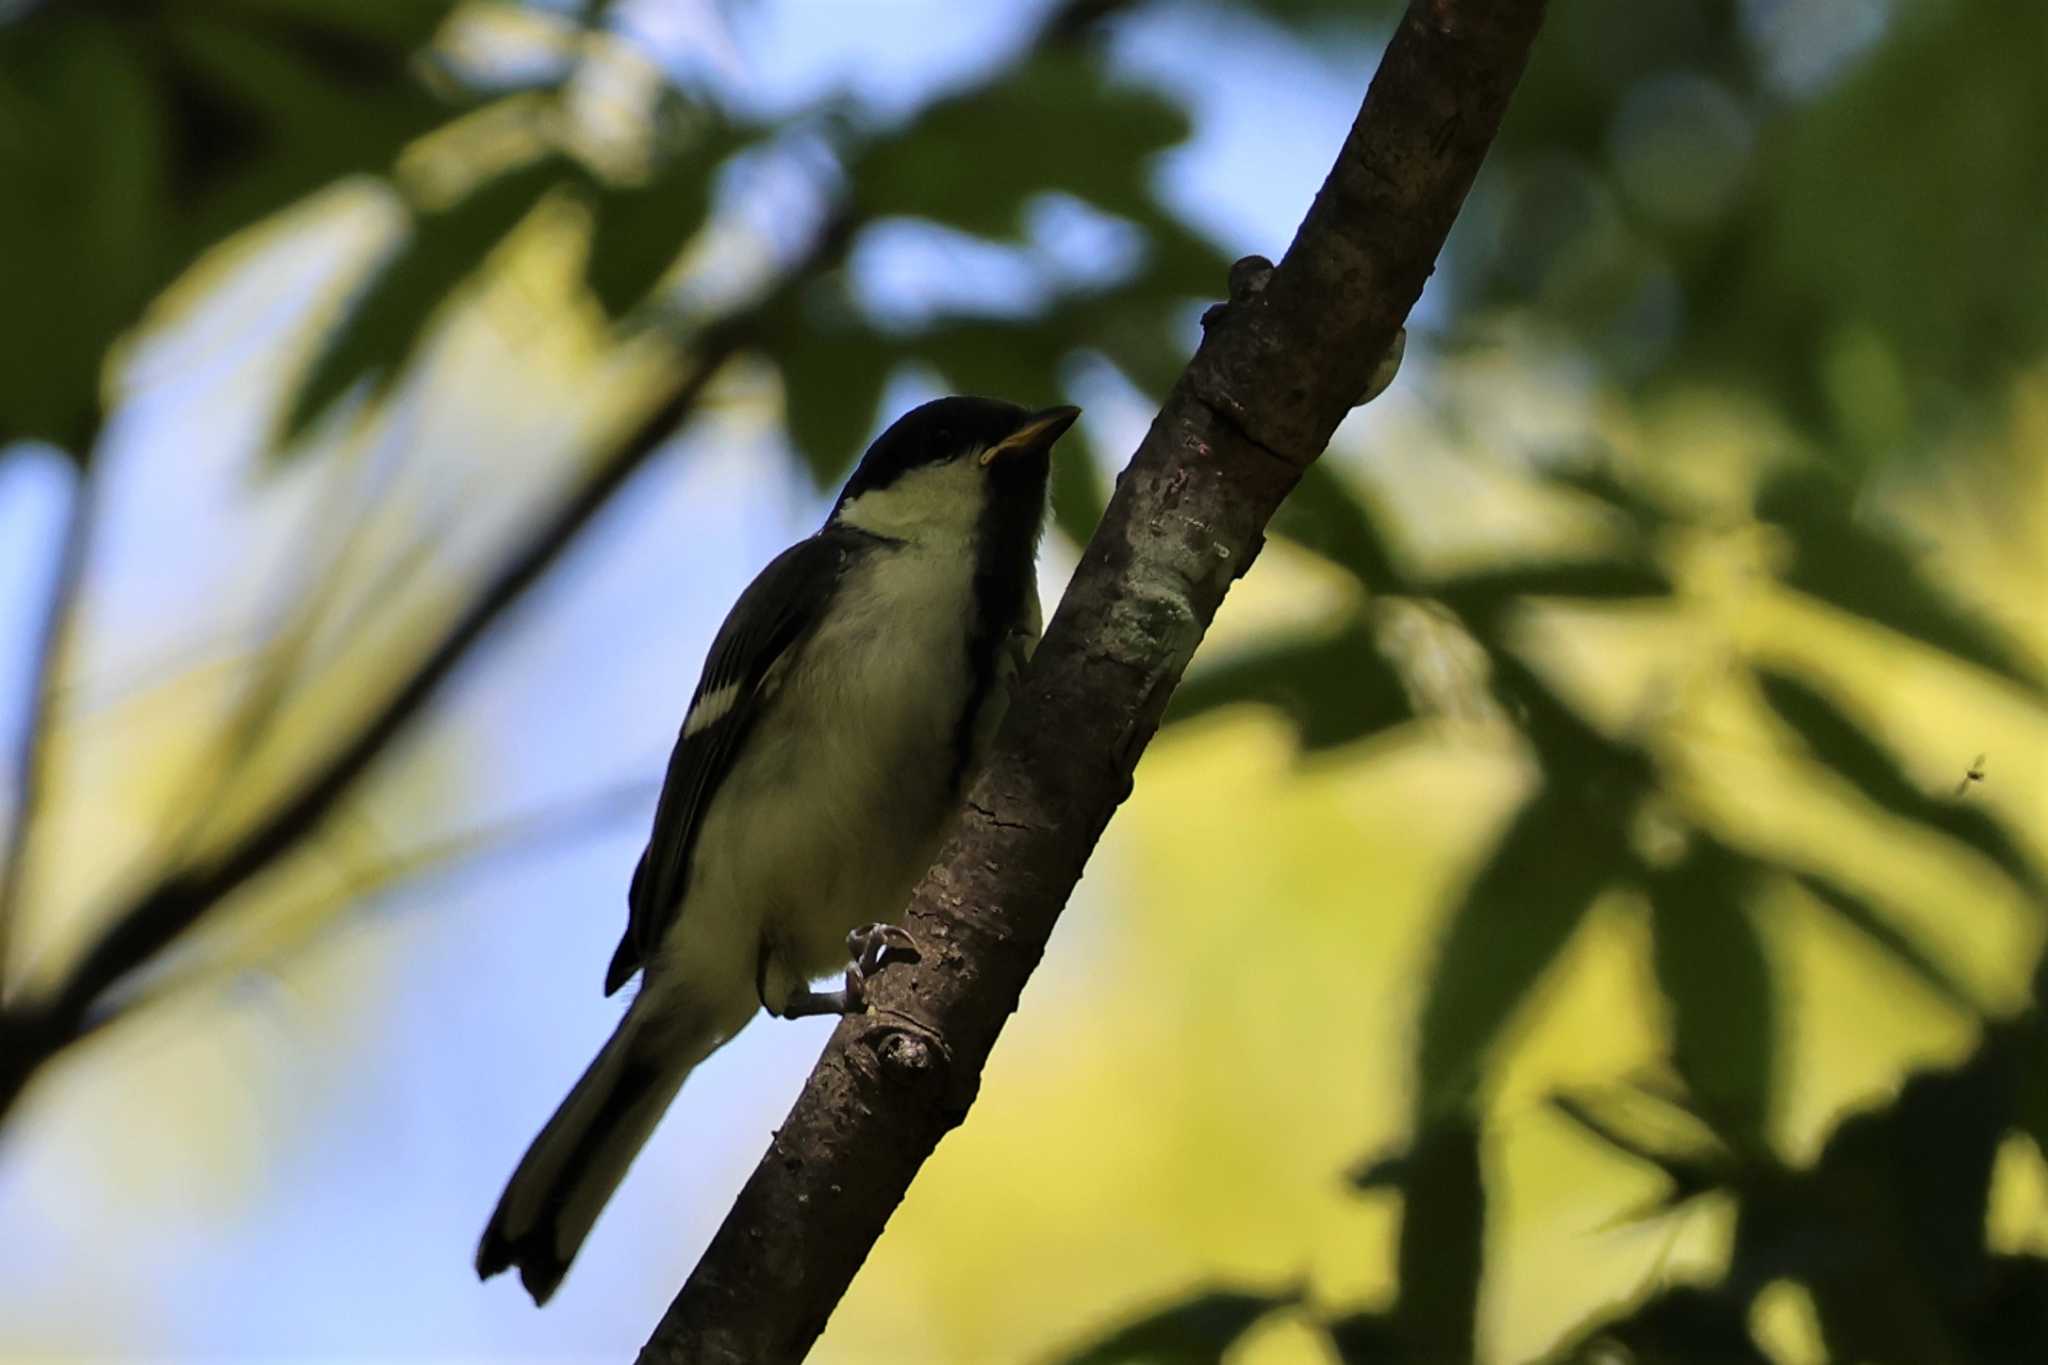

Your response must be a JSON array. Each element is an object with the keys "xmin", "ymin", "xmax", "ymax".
[{"xmin": 604, "ymin": 530, "xmax": 863, "ymax": 995}]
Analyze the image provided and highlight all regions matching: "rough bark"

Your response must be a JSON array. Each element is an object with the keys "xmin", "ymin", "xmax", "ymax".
[{"xmin": 635, "ymin": 3, "xmax": 1548, "ymax": 1361}]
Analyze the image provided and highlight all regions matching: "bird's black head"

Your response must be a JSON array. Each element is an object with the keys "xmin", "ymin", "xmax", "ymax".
[{"xmin": 828, "ymin": 396, "xmax": 1079, "ymax": 535}]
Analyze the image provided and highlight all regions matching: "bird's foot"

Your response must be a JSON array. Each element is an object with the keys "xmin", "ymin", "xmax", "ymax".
[
  {"xmin": 778, "ymin": 924, "xmax": 922, "ymax": 1018},
  {"xmin": 848, "ymin": 922, "xmax": 921, "ymax": 977}
]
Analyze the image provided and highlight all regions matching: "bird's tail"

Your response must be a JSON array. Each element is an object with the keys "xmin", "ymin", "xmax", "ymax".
[{"xmin": 475, "ymin": 1004, "xmax": 707, "ymax": 1305}]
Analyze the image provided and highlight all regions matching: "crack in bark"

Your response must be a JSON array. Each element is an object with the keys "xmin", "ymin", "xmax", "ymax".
[{"xmin": 964, "ymin": 800, "xmax": 1030, "ymax": 833}]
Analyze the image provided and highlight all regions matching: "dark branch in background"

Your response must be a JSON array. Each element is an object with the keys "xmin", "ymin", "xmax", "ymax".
[
  {"xmin": 0, "ymin": 459, "xmax": 99, "ymax": 996},
  {"xmin": 636, "ymin": 2, "xmax": 1548, "ymax": 1361},
  {"xmin": 0, "ymin": 239, "xmax": 829, "ymax": 1120},
  {"xmin": 0, "ymin": 0, "xmax": 1135, "ymax": 1128},
  {"xmin": 73, "ymin": 775, "xmax": 662, "ymax": 1047}
]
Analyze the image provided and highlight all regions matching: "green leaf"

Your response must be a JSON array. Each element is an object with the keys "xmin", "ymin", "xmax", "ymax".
[
  {"xmin": 1648, "ymin": 839, "xmax": 1775, "ymax": 1143},
  {"xmin": 212, "ymin": 0, "xmax": 460, "ymax": 49},
  {"xmin": 1165, "ymin": 617, "xmax": 1413, "ymax": 751},
  {"xmin": 1393, "ymin": 1119, "xmax": 1485, "ymax": 1363},
  {"xmin": 1731, "ymin": 0, "xmax": 2048, "ymax": 442},
  {"xmin": 900, "ymin": 313, "xmax": 1071, "ymax": 407},
  {"xmin": 281, "ymin": 156, "xmax": 567, "ymax": 442},
  {"xmin": 1487, "ymin": 653, "xmax": 1652, "ymax": 790},
  {"xmin": 1757, "ymin": 668, "xmax": 2046, "ymax": 902},
  {"xmin": 0, "ymin": 17, "xmax": 162, "ymax": 453},
  {"xmin": 1416, "ymin": 795, "xmax": 1624, "ymax": 1118},
  {"xmin": 764, "ymin": 284, "xmax": 896, "ymax": 489},
  {"xmin": 1432, "ymin": 557, "xmax": 1669, "ymax": 622},
  {"xmin": 1547, "ymin": 463, "xmax": 1672, "ymax": 539},
  {"xmin": 1077, "ymin": 202, "xmax": 1230, "ymax": 398},
  {"xmin": 1793, "ymin": 873, "xmax": 1981, "ymax": 1014},
  {"xmin": 1054, "ymin": 1288, "xmax": 1295, "ymax": 1365},
  {"xmin": 1548, "ymin": 1089, "xmax": 1725, "ymax": 1205},
  {"xmin": 854, "ymin": 52, "xmax": 1190, "ymax": 238},
  {"xmin": 159, "ymin": 8, "xmax": 462, "ymax": 254},
  {"xmin": 1756, "ymin": 469, "xmax": 2042, "ymax": 691},
  {"xmin": 584, "ymin": 124, "xmax": 749, "ymax": 319}
]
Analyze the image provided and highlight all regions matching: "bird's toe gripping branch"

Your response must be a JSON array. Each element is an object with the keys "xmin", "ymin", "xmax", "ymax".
[
  {"xmin": 848, "ymin": 922, "xmax": 921, "ymax": 979},
  {"xmin": 778, "ymin": 924, "xmax": 923, "ymax": 1019}
]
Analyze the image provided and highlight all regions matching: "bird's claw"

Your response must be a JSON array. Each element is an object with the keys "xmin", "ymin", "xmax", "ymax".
[
  {"xmin": 827, "ymin": 923, "xmax": 921, "ymax": 1013},
  {"xmin": 848, "ymin": 922, "xmax": 921, "ymax": 978}
]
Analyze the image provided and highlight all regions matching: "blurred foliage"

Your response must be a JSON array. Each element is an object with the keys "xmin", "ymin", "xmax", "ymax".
[{"xmin": 3, "ymin": 0, "xmax": 2046, "ymax": 1361}]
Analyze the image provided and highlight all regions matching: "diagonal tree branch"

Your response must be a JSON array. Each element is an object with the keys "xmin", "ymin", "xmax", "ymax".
[{"xmin": 635, "ymin": 2, "xmax": 1548, "ymax": 1360}]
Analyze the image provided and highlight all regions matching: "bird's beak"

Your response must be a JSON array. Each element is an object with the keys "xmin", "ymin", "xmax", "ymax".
[{"xmin": 980, "ymin": 405, "xmax": 1081, "ymax": 465}]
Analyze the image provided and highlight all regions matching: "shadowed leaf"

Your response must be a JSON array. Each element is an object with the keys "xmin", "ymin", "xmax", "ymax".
[
  {"xmin": 0, "ymin": 0, "xmax": 486, "ymax": 454},
  {"xmin": 159, "ymin": 6, "xmax": 467, "ymax": 258},
  {"xmin": 1417, "ymin": 794, "xmax": 1626, "ymax": 1118},
  {"xmin": 1969, "ymin": 1256, "xmax": 2048, "ymax": 1363},
  {"xmin": 1791, "ymin": 1041, "xmax": 2015, "ymax": 1362},
  {"xmin": 2019, "ymin": 1014, "xmax": 2048, "ymax": 1159},
  {"xmin": 1794, "ymin": 873, "xmax": 1981, "ymax": 1014},
  {"xmin": 902, "ymin": 312, "xmax": 1072, "ymax": 407},
  {"xmin": 280, "ymin": 155, "xmax": 568, "ymax": 443},
  {"xmin": 1324, "ymin": 1311, "xmax": 1399, "ymax": 1361},
  {"xmin": 1757, "ymin": 470, "xmax": 2042, "ymax": 691},
  {"xmin": 1270, "ymin": 462, "xmax": 1404, "ymax": 591},
  {"xmin": 766, "ymin": 284, "xmax": 895, "ymax": 489},
  {"xmin": 1054, "ymin": 1287, "xmax": 1295, "ymax": 1365},
  {"xmin": 584, "ymin": 124, "xmax": 750, "ymax": 319},
  {"xmin": 1432, "ymin": 557, "xmax": 1669, "ymax": 620},
  {"xmin": 1165, "ymin": 617, "xmax": 1412, "ymax": 751},
  {"xmin": 1548, "ymin": 1089, "xmax": 1725, "ymax": 1204},
  {"xmin": 0, "ymin": 17, "xmax": 160, "ymax": 452},
  {"xmin": 1544, "ymin": 1286, "xmax": 1771, "ymax": 1365},
  {"xmin": 1547, "ymin": 463, "xmax": 1672, "ymax": 538},
  {"xmin": 1648, "ymin": 838, "xmax": 1774, "ymax": 1143},
  {"xmin": 854, "ymin": 52, "xmax": 1190, "ymax": 238},
  {"xmin": 1348, "ymin": 1145, "xmax": 1408, "ymax": 1192},
  {"xmin": 1757, "ymin": 668, "xmax": 2045, "ymax": 902}
]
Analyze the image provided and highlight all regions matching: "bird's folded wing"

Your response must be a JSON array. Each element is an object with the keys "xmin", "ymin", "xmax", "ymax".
[{"xmin": 605, "ymin": 529, "xmax": 863, "ymax": 995}]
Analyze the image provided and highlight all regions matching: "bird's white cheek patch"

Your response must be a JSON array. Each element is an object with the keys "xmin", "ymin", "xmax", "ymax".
[{"xmin": 683, "ymin": 682, "xmax": 740, "ymax": 738}]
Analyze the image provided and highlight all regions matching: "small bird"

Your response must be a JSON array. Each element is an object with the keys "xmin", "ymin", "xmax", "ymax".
[{"xmin": 476, "ymin": 396, "xmax": 1079, "ymax": 1304}]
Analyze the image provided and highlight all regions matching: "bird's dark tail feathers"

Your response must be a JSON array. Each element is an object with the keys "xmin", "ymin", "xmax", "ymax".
[{"xmin": 475, "ymin": 1006, "xmax": 701, "ymax": 1305}]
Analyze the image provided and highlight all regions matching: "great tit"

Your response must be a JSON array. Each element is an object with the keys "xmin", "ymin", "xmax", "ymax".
[{"xmin": 476, "ymin": 396, "xmax": 1080, "ymax": 1304}]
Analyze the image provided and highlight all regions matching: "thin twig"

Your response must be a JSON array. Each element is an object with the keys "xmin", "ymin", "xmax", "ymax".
[{"xmin": 76, "ymin": 774, "xmax": 660, "ymax": 1042}]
